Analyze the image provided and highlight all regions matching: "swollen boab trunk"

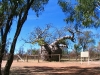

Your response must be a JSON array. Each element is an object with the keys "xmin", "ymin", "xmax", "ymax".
[
  {"xmin": 40, "ymin": 31, "xmax": 75, "ymax": 61},
  {"xmin": 40, "ymin": 44, "xmax": 51, "ymax": 61},
  {"xmin": 40, "ymin": 44, "xmax": 62, "ymax": 61}
]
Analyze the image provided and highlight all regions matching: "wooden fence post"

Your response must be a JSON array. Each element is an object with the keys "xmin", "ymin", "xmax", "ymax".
[
  {"xmin": 38, "ymin": 55, "xmax": 39, "ymax": 63},
  {"xmin": 26, "ymin": 55, "xmax": 28, "ymax": 62},
  {"xmin": 17, "ymin": 58, "xmax": 19, "ymax": 62},
  {"xmin": 59, "ymin": 54, "xmax": 60, "ymax": 62}
]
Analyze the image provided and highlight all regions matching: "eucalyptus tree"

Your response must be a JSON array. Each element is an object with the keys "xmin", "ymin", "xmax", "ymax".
[
  {"xmin": 58, "ymin": 0, "xmax": 100, "ymax": 29},
  {"xmin": 96, "ymin": 42, "xmax": 100, "ymax": 57},
  {"xmin": 97, "ymin": 42, "xmax": 100, "ymax": 50},
  {"xmin": 89, "ymin": 45, "xmax": 98, "ymax": 58},
  {"xmin": 18, "ymin": 46, "xmax": 25, "ymax": 56},
  {"xmin": 75, "ymin": 0, "xmax": 100, "ymax": 27},
  {"xmin": 74, "ymin": 44, "xmax": 81, "ymax": 60},
  {"xmin": 26, "ymin": 48, "xmax": 39, "ymax": 55},
  {"xmin": 58, "ymin": 0, "xmax": 100, "ymax": 53},
  {"xmin": 77, "ymin": 30, "xmax": 95, "ymax": 51},
  {"xmin": 0, "ymin": 0, "xmax": 48, "ymax": 75}
]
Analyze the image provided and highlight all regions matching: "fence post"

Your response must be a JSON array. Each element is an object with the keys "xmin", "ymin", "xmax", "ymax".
[
  {"xmin": 59, "ymin": 54, "xmax": 60, "ymax": 62},
  {"xmin": 26, "ymin": 55, "xmax": 28, "ymax": 62},
  {"xmin": 38, "ymin": 55, "xmax": 39, "ymax": 63},
  {"xmin": 17, "ymin": 57, "xmax": 19, "ymax": 62}
]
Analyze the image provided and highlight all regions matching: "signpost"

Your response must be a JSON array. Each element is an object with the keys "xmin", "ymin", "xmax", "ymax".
[{"xmin": 81, "ymin": 51, "xmax": 89, "ymax": 64}]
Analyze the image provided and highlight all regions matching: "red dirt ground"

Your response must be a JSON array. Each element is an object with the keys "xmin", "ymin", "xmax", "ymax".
[{"xmin": 2, "ymin": 60, "xmax": 100, "ymax": 75}]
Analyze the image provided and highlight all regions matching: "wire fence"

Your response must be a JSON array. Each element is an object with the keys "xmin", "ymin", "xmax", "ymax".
[{"xmin": 2, "ymin": 53, "xmax": 100, "ymax": 63}]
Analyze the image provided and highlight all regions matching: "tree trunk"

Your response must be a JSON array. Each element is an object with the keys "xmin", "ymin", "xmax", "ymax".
[
  {"xmin": 41, "ymin": 44, "xmax": 51, "ymax": 61},
  {"xmin": 41, "ymin": 44, "xmax": 63, "ymax": 61},
  {"xmin": 0, "ymin": 18, "xmax": 13, "ymax": 75},
  {"xmin": 2, "ymin": 1, "xmax": 34, "ymax": 75},
  {"xmin": 41, "ymin": 35, "xmax": 74, "ymax": 61},
  {"xmin": 3, "ymin": 54, "xmax": 14, "ymax": 75},
  {"xmin": 0, "ymin": 55, "xmax": 3, "ymax": 75},
  {"xmin": 3, "ymin": 17, "xmax": 24, "ymax": 75}
]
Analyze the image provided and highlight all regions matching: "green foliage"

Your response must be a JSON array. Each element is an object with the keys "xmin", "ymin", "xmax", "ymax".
[
  {"xmin": 27, "ymin": 48, "xmax": 39, "ymax": 55},
  {"xmin": 76, "ymin": 0, "xmax": 99, "ymax": 27},
  {"xmin": 58, "ymin": 0, "xmax": 75, "ymax": 23},
  {"xmin": 77, "ymin": 30, "xmax": 95, "ymax": 51},
  {"xmin": 74, "ymin": 44, "xmax": 81, "ymax": 53},
  {"xmin": 27, "ymin": 24, "xmax": 52, "ymax": 46},
  {"xmin": 0, "ymin": 0, "xmax": 49, "ymax": 75},
  {"xmin": 32, "ymin": 49, "xmax": 39, "ymax": 55},
  {"xmin": 37, "ymin": 38, "xmax": 46, "ymax": 45},
  {"xmin": 97, "ymin": 41, "xmax": 100, "ymax": 50},
  {"xmin": 58, "ymin": 0, "xmax": 100, "ymax": 28},
  {"xmin": 62, "ymin": 49, "xmax": 68, "ymax": 54},
  {"xmin": 31, "ymin": 38, "xmax": 46, "ymax": 46},
  {"xmin": 31, "ymin": 0, "xmax": 49, "ymax": 17},
  {"xmin": 58, "ymin": 39, "xmax": 67, "ymax": 45},
  {"xmin": 58, "ymin": 1, "xmax": 70, "ymax": 12}
]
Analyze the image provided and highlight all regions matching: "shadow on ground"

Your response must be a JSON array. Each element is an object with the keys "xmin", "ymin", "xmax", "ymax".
[{"xmin": 10, "ymin": 66, "xmax": 100, "ymax": 75}]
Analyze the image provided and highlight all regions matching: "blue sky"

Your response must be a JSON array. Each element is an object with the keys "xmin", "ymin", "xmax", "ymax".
[
  {"xmin": 8, "ymin": 0, "xmax": 100, "ymax": 53},
  {"xmin": 8, "ymin": 0, "xmax": 67, "ymax": 53}
]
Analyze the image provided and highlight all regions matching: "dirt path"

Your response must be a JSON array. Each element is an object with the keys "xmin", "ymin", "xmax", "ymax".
[{"xmin": 2, "ymin": 61, "xmax": 100, "ymax": 75}]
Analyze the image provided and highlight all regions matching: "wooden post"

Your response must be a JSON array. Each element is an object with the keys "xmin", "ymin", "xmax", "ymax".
[
  {"xmin": 81, "ymin": 57, "xmax": 82, "ymax": 64},
  {"xmin": 88, "ymin": 57, "xmax": 89, "ymax": 65},
  {"xmin": 38, "ymin": 55, "xmax": 39, "ymax": 63},
  {"xmin": 59, "ymin": 54, "xmax": 60, "ymax": 62},
  {"xmin": 17, "ymin": 58, "xmax": 19, "ymax": 62},
  {"xmin": 26, "ymin": 55, "xmax": 28, "ymax": 62},
  {"xmin": 25, "ymin": 55, "xmax": 27, "ymax": 62}
]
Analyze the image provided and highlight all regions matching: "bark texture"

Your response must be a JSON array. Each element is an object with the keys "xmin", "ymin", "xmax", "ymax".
[{"xmin": 40, "ymin": 33, "xmax": 74, "ymax": 61}]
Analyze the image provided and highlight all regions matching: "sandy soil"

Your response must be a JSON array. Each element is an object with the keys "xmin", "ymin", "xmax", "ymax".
[{"xmin": 2, "ymin": 60, "xmax": 100, "ymax": 75}]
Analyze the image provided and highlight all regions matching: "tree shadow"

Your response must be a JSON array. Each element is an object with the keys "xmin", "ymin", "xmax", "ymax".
[{"xmin": 10, "ymin": 66, "xmax": 100, "ymax": 75}]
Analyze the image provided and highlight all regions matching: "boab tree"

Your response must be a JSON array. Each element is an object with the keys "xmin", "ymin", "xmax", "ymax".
[{"xmin": 25, "ymin": 25, "xmax": 75, "ymax": 61}]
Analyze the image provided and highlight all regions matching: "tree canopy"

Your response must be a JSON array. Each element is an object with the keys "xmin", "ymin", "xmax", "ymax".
[
  {"xmin": 77, "ymin": 30, "xmax": 95, "ymax": 51},
  {"xmin": 58, "ymin": 0, "xmax": 100, "ymax": 28},
  {"xmin": 0, "ymin": 0, "xmax": 48, "ymax": 75},
  {"xmin": 0, "ymin": 0, "xmax": 100, "ymax": 74}
]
